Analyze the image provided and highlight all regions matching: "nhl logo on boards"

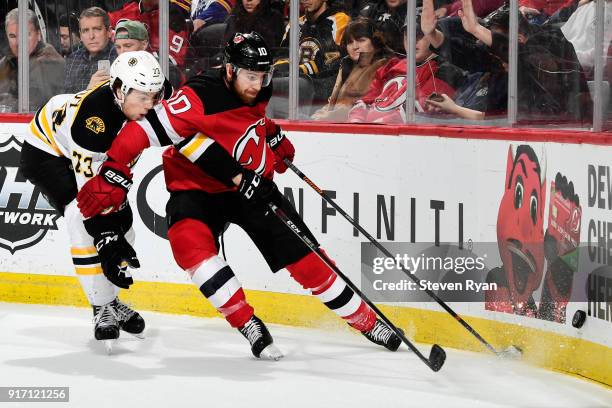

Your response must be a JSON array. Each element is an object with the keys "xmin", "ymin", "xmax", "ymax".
[
  {"xmin": 85, "ymin": 117, "xmax": 106, "ymax": 134},
  {"xmin": 0, "ymin": 136, "xmax": 59, "ymax": 254}
]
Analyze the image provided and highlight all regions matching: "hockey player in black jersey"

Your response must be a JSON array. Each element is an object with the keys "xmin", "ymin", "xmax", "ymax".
[{"xmin": 19, "ymin": 51, "xmax": 172, "ymax": 353}]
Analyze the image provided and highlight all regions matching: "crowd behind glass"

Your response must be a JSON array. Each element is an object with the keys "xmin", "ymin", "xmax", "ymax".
[{"xmin": 0, "ymin": 0, "xmax": 610, "ymax": 130}]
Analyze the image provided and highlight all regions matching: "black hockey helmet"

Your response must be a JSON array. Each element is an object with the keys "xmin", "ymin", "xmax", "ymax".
[{"xmin": 224, "ymin": 31, "xmax": 274, "ymax": 73}]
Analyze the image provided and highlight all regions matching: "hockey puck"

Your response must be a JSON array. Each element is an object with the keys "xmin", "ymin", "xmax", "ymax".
[{"xmin": 572, "ymin": 310, "xmax": 586, "ymax": 328}]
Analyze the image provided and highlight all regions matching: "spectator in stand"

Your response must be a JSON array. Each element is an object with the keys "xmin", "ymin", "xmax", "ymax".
[
  {"xmin": 420, "ymin": 0, "xmax": 507, "ymax": 120},
  {"xmin": 64, "ymin": 7, "xmax": 116, "ymax": 93},
  {"xmin": 273, "ymin": 0, "xmax": 350, "ymax": 114},
  {"xmin": 191, "ymin": 0, "xmax": 237, "ymax": 32},
  {"xmin": 115, "ymin": 18, "xmax": 185, "ymax": 87},
  {"xmin": 348, "ymin": 18, "xmax": 463, "ymax": 123},
  {"xmin": 312, "ymin": 17, "xmax": 393, "ymax": 121},
  {"xmin": 456, "ymin": 0, "xmax": 591, "ymax": 122},
  {"xmin": 437, "ymin": 0, "xmax": 505, "ymax": 19},
  {"xmin": 59, "ymin": 13, "xmax": 81, "ymax": 57},
  {"xmin": 114, "ymin": 19, "xmax": 149, "ymax": 54},
  {"xmin": 359, "ymin": 0, "xmax": 406, "ymax": 52},
  {"xmin": 0, "ymin": 8, "xmax": 64, "ymax": 112},
  {"xmin": 519, "ymin": 0, "xmax": 574, "ymax": 25},
  {"xmin": 560, "ymin": 0, "xmax": 612, "ymax": 72},
  {"xmin": 109, "ymin": 0, "xmax": 191, "ymax": 68},
  {"xmin": 224, "ymin": 0, "xmax": 285, "ymax": 51}
]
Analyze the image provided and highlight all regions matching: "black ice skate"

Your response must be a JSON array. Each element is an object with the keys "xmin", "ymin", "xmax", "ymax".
[
  {"xmin": 113, "ymin": 298, "xmax": 145, "ymax": 339},
  {"xmin": 361, "ymin": 319, "xmax": 402, "ymax": 351},
  {"xmin": 93, "ymin": 302, "xmax": 120, "ymax": 354},
  {"xmin": 238, "ymin": 315, "xmax": 283, "ymax": 360}
]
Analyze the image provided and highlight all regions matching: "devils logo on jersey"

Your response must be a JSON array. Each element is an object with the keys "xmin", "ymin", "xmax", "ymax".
[
  {"xmin": 232, "ymin": 119, "xmax": 268, "ymax": 175},
  {"xmin": 374, "ymin": 76, "xmax": 407, "ymax": 112}
]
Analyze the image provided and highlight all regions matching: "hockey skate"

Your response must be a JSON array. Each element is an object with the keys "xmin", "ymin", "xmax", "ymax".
[
  {"xmin": 238, "ymin": 315, "xmax": 283, "ymax": 361},
  {"xmin": 361, "ymin": 318, "xmax": 402, "ymax": 351},
  {"xmin": 93, "ymin": 303, "xmax": 120, "ymax": 354},
  {"xmin": 113, "ymin": 298, "xmax": 145, "ymax": 339}
]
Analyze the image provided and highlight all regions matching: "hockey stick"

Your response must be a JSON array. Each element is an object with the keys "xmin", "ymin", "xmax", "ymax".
[
  {"xmin": 268, "ymin": 202, "xmax": 446, "ymax": 372},
  {"xmin": 284, "ymin": 160, "xmax": 518, "ymax": 358}
]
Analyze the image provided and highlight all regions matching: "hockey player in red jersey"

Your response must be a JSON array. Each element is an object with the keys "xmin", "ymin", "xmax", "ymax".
[{"xmin": 77, "ymin": 32, "xmax": 402, "ymax": 360}]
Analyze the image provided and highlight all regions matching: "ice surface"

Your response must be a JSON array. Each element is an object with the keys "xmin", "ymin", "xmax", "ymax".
[{"xmin": 0, "ymin": 303, "xmax": 610, "ymax": 408}]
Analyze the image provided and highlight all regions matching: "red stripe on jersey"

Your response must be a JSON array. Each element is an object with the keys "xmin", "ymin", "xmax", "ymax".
[{"xmin": 107, "ymin": 121, "xmax": 152, "ymax": 166}]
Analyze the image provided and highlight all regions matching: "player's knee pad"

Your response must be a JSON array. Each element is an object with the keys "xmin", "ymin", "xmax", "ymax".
[
  {"xmin": 168, "ymin": 219, "xmax": 218, "ymax": 271},
  {"xmin": 285, "ymin": 250, "xmax": 335, "ymax": 291}
]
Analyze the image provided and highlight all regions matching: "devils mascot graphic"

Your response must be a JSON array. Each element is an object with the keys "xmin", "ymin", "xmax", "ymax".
[{"xmin": 486, "ymin": 145, "xmax": 581, "ymax": 323}]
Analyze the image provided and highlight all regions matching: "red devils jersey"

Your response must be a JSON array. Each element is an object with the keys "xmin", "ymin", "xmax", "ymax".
[
  {"xmin": 109, "ymin": 1, "xmax": 191, "ymax": 67},
  {"xmin": 107, "ymin": 73, "xmax": 278, "ymax": 194}
]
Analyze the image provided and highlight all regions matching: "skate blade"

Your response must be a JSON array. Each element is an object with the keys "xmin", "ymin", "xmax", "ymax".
[
  {"xmin": 259, "ymin": 344, "xmax": 284, "ymax": 361},
  {"xmin": 126, "ymin": 331, "xmax": 145, "ymax": 340},
  {"xmin": 103, "ymin": 340, "xmax": 114, "ymax": 355}
]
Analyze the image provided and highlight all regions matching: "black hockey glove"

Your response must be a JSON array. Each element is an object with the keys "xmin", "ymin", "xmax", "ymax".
[
  {"xmin": 93, "ymin": 231, "xmax": 140, "ymax": 289},
  {"xmin": 237, "ymin": 169, "xmax": 279, "ymax": 206}
]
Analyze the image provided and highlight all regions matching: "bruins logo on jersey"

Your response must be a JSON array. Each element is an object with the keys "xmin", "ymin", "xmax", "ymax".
[
  {"xmin": 300, "ymin": 38, "xmax": 321, "ymax": 63},
  {"xmin": 85, "ymin": 116, "xmax": 106, "ymax": 134},
  {"xmin": 324, "ymin": 51, "xmax": 340, "ymax": 65},
  {"xmin": 128, "ymin": 57, "xmax": 138, "ymax": 67}
]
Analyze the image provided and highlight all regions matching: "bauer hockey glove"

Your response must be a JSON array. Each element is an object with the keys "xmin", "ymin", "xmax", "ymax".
[
  {"xmin": 93, "ymin": 231, "xmax": 140, "ymax": 289},
  {"xmin": 77, "ymin": 161, "xmax": 133, "ymax": 218},
  {"xmin": 237, "ymin": 169, "xmax": 279, "ymax": 205},
  {"xmin": 267, "ymin": 126, "xmax": 294, "ymax": 174}
]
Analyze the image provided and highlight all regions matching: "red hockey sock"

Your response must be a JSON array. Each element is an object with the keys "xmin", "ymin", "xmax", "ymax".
[
  {"xmin": 286, "ymin": 251, "xmax": 376, "ymax": 332},
  {"xmin": 168, "ymin": 219, "xmax": 254, "ymax": 328},
  {"xmin": 219, "ymin": 288, "xmax": 254, "ymax": 328}
]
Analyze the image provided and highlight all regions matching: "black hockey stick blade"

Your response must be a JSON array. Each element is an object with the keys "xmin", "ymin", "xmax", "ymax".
[
  {"xmin": 428, "ymin": 344, "xmax": 446, "ymax": 372},
  {"xmin": 268, "ymin": 202, "xmax": 446, "ymax": 372}
]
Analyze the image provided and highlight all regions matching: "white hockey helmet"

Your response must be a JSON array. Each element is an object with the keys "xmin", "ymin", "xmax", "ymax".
[{"xmin": 109, "ymin": 51, "xmax": 164, "ymax": 98}]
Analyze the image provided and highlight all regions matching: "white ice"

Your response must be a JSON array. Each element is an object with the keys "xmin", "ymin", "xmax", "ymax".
[{"xmin": 0, "ymin": 303, "xmax": 610, "ymax": 408}]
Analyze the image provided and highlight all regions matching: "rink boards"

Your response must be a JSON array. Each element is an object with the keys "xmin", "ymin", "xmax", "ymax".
[{"xmin": 0, "ymin": 118, "xmax": 611, "ymax": 387}]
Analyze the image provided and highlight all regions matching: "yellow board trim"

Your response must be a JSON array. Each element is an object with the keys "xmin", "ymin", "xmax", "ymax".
[
  {"xmin": 74, "ymin": 266, "xmax": 103, "ymax": 275},
  {"xmin": 0, "ymin": 271, "xmax": 609, "ymax": 388}
]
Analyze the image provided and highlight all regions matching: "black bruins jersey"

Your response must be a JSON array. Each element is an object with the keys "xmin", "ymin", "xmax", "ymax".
[
  {"xmin": 26, "ymin": 80, "xmax": 171, "ymax": 190},
  {"xmin": 277, "ymin": 8, "xmax": 349, "ymax": 79}
]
